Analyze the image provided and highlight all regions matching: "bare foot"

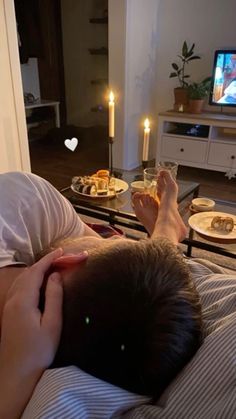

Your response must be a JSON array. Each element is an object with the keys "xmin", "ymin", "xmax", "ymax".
[
  {"xmin": 154, "ymin": 171, "xmax": 187, "ymax": 244},
  {"xmin": 132, "ymin": 193, "xmax": 159, "ymax": 235},
  {"xmin": 133, "ymin": 170, "xmax": 187, "ymax": 244}
]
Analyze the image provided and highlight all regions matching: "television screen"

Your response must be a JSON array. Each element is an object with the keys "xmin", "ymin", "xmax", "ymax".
[{"xmin": 209, "ymin": 50, "xmax": 236, "ymax": 106}]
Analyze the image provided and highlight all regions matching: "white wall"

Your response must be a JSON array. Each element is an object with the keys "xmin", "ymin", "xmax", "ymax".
[
  {"xmin": 108, "ymin": 0, "xmax": 127, "ymax": 169},
  {"xmin": 156, "ymin": 0, "xmax": 236, "ymax": 114},
  {"xmin": 0, "ymin": 0, "xmax": 30, "ymax": 173},
  {"xmin": 109, "ymin": 0, "xmax": 236, "ymax": 168},
  {"xmin": 109, "ymin": 0, "xmax": 160, "ymax": 169},
  {"xmin": 124, "ymin": 0, "xmax": 160, "ymax": 168}
]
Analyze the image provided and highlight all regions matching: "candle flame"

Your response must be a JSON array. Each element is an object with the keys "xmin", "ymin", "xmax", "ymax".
[
  {"xmin": 144, "ymin": 118, "xmax": 150, "ymax": 129},
  {"xmin": 109, "ymin": 91, "xmax": 115, "ymax": 103}
]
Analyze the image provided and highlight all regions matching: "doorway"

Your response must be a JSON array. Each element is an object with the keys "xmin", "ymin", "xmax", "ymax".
[{"xmin": 16, "ymin": 0, "xmax": 109, "ymax": 189}]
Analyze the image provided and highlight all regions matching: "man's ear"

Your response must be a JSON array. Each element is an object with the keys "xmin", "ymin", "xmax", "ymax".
[{"xmin": 52, "ymin": 251, "xmax": 88, "ymax": 268}]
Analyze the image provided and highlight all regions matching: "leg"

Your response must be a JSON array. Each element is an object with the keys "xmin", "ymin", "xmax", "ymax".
[
  {"xmin": 55, "ymin": 103, "xmax": 60, "ymax": 128},
  {"xmin": 151, "ymin": 171, "xmax": 187, "ymax": 245},
  {"xmin": 133, "ymin": 171, "xmax": 187, "ymax": 245}
]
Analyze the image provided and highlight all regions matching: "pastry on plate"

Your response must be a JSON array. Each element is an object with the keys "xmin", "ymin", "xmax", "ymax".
[{"xmin": 211, "ymin": 216, "xmax": 234, "ymax": 232}]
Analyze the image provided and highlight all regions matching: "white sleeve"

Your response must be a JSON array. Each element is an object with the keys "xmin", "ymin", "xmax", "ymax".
[{"xmin": 0, "ymin": 172, "xmax": 86, "ymax": 267}]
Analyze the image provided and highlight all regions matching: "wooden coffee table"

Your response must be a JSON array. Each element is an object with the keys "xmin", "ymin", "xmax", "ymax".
[
  {"xmin": 60, "ymin": 170, "xmax": 199, "ymax": 236},
  {"xmin": 60, "ymin": 172, "xmax": 236, "ymax": 259}
]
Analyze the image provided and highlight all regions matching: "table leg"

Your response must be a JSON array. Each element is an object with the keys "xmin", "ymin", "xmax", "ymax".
[
  {"xmin": 55, "ymin": 104, "xmax": 60, "ymax": 128},
  {"xmin": 186, "ymin": 184, "xmax": 199, "ymax": 257}
]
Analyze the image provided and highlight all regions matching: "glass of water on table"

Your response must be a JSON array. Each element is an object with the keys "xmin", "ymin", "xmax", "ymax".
[{"xmin": 143, "ymin": 162, "xmax": 178, "ymax": 201}]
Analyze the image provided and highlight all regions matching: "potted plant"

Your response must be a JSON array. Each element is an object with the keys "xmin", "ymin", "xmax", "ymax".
[
  {"xmin": 170, "ymin": 41, "xmax": 201, "ymax": 111},
  {"xmin": 187, "ymin": 77, "xmax": 211, "ymax": 113}
]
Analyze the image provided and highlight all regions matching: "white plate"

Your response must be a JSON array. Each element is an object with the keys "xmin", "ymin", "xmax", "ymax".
[
  {"xmin": 71, "ymin": 178, "xmax": 129, "ymax": 199},
  {"xmin": 189, "ymin": 211, "xmax": 236, "ymax": 242}
]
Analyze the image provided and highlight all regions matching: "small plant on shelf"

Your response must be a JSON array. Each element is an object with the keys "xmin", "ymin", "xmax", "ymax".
[
  {"xmin": 170, "ymin": 41, "xmax": 201, "ymax": 111},
  {"xmin": 187, "ymin": 77, "xmax": 212, "ymax": 113},
  {"xmin": 188, "ymin": 77, "xmax": 211, "ymax": 99},
  {"xmin": 170, "ymin": 41, "xmax": 201, "ymax": 88}
]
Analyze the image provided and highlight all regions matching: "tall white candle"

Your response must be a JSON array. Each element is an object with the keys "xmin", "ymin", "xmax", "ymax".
[
  {"xmin": 109, "ymin": 91, "xmax": 115, "ymax": 138},
  {"xmin": 142, "ymin": 118, "xmax": 150, "ymax": 161}
]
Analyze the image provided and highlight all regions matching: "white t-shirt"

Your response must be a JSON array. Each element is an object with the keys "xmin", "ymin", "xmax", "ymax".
[{"xmin": 0, "ymin": 172, "xmax": 85, "ymax": 267}]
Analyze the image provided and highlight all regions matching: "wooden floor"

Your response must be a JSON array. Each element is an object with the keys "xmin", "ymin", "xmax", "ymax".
[
  {"xmin": 178, "ymin": 166, "xmax": 236, "ymax": 201},
  {"xmin": 29, "ymin": 125, "xmax": 109, "ymax": 190},
  {"xmin": 29, "ymin": 126, "xmax": 236, "ymax": 202}
]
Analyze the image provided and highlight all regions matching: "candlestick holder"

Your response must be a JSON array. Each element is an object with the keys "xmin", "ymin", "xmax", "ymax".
[
  {"xmin": 142, "ymin": 160, "xmax": 148, "ymax": 169},
  {"xmin": 108, "ymin": 137, "xmax": 114, "ymax": 176},
  {"xmin": 108, "ymin": 137, "xmax": 122, "ymax": 179},
  {"xmin": 133, "ymin": 160, "xmax": 150, "ymax": 181}
]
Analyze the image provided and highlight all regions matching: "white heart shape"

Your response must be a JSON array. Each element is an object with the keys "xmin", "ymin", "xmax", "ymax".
[{"xmin": 64, "ymin": 137, "xmax": 78, "ymax": 152}]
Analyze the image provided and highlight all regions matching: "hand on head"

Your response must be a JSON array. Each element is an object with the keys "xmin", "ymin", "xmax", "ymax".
[
  {"xmin": 0, "ymin": 249, "xmax": 89, "ymax": 377},
  {"xmin": 0, "ymin": 249, "xmax": 63, "ymax": 417},
  {"xmin": 0, "ymin": 248, "xmax": 64, "ymax": 379},
  {"xmin": 0, "ymin": 249, "xmax": 89, "ymax": 418}
]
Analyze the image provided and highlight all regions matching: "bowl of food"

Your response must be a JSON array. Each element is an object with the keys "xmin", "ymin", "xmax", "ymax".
[
  {"xmin": 130, "ymin": 181, "xmax": 145, "ymax": 194},
  {"xmin": 191, "ymin": 197, "xmax": 215, "ymax": 212}
]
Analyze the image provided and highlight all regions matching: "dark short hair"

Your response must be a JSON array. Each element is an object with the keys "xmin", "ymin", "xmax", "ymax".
[{"xmin": 53, "ymin": 238, "xmax": 202, "ymax": 398}]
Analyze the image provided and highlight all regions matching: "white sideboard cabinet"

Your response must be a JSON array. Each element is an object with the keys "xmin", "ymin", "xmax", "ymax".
[{"xmin": 157, "ymin": 111, "xmax": 236, "ymax": 177}]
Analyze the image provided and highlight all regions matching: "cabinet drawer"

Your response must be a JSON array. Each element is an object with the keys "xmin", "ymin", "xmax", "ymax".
[
  {"xmin": 161, "ymin": 136, "xmax": 207, "ymax": 163},
  {"xmin": 208, "ymin": 143, "xmax": 236, "ymax": 168}
]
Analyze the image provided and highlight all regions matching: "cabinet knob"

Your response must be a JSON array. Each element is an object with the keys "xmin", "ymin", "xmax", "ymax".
[
  {"xmin": 231, "ymin": 155, "xmax": 235, "ymax": 160},
  {"xmin": 180, "ymin": 148, "xmax": 184, "ymax": 152}
]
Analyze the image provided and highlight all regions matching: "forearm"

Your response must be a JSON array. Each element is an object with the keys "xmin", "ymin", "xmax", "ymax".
[
  {"xmin": 0, "ymin": 249, "xmax": 63, "ymax": 419},
  {"xmin": 0, "ymin": 267, "xmax": 26, "ymax": 325},
  {"xmin": 0, "ymin": 365, "xmax": 41, "ymax": 419}
]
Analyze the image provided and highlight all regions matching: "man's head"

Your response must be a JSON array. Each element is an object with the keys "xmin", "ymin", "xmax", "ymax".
[{"xmin": 52, "ymin": 237, "xmax": 202, "ymax": 398}]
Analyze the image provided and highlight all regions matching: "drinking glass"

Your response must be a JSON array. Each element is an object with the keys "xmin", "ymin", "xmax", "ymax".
[
  {"xmin": 143, "ymin": 167, "xmax": 159, "ymax": 199},
  {"xmin": 156, "ymin": 161, "xmax": 178, "ymax": 180}
]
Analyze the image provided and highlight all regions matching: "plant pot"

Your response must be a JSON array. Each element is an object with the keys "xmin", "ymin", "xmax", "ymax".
[
  {"xmin": 173, "ymin": 88, "xmax": 189, "ymax": 112},
  {"xmin": 188, "ymin": 99, "xmax": 204, "ymax": 114}
]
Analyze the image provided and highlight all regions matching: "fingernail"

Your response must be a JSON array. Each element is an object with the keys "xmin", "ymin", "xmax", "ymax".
[
  {"xmin": 54, "ymin": 247, "xmax": 63, "ymax": 255},
  {"xmin": 50, "ymin": 272, "xmax": 62, "ymax": 283},
  {"xmin": 79, "ymin": 250, "xmax": 89, "ymax": 258}
]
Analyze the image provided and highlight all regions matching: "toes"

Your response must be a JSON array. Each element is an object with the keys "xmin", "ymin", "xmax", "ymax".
[
  {"xmin": 161, "ymin": 170, "xmax": 177, "ymax": 190},
  {"xmin": 140, "ymin": 193, "xmax": 150, "ymax": 208},
  {"xmin": 132, "ymin": 190, "xmax": 159, "ymax": 213},
  {"xmin": 157, "ymin": 170, "xmax": 178, "ymax": 195},
  {"xmin": 132, "ymin": 192, "xmax": 145, "ymax": 208},
  {"xmin": 157, "ymin": 171, "xmax": 166, "ymax": 196},
  {"xmin": 141, "ymin": 194, "xmax": 149, "ymax": 206},
  {"xmin": 146, "ymin": 194, "xmax": 157, "ymax": 208},
  {"xmin": 162, "ymin": 170, "xmax": 175, "ymax": 183}
]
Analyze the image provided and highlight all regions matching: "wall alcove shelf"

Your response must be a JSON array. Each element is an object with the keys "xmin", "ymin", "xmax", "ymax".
[
  {"xmin": 91, "ymin": 105, "xmax": 108, "ymax": 113},
  {"xmin": 89, "ymin": 1, "xmax": 108, "ymax": 118},
  {"xmin": 88, "ymin": 47, "xmax": 108, "ymax": 55},
  {"xmin": 89, "ymin": 17, "xmax": 108, "ymax": 24},
  {"xmin": 91, "ymin": 78, "xmax": 108, "ymax": 85}
]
